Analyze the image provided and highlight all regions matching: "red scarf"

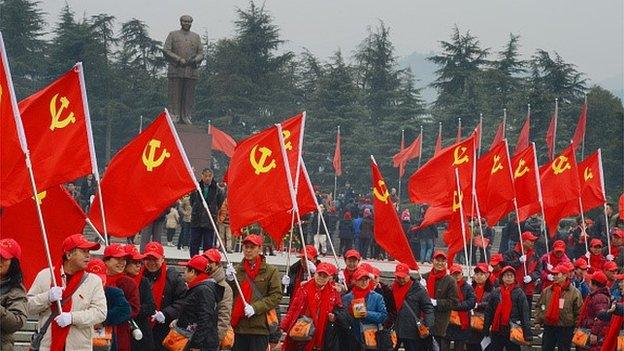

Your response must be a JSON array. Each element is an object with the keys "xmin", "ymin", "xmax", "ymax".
[
  {"xmin": 455, "ymin": 278, "xmax": 470, "ymax": 330},
  {"xmin": 474, "ymin": 283, "xmax": 485, "ymax": 303},
  {"xmin": 231, "ymin": 256, "xmax": 262, "ymax": 327},
  {"xmin": 492, "ymin": 283, "xmax": 515, "ymax": 332},
  {"xmin": 490, "ymin": 270, "xmax": 501, "ymax": 285},
  {"xmin": 50, "ymin": 263, "xmax": 86, "ymax": 351},
  {"xmin": 427, "ymin": 268, "xmax": 446, "ymax": 298},
  {"xmin": 303, "ymin": 280, "xmax": 340, "ymax": 350},
  {"xmin": 187, "ymin": 273, "xmax": 209, "ymax": 289},
  {"xmin": 589, "ymin": 253, "xmax": 606, "ymax": 271},
  {"xmin": 140, "ymin": 262, "xmax": 167, "ymax": 310},
  {"xmin": 130, "ymin": 271, "xmax": 142, "ymax": 288},
  {"xmin": 391, "ymin": 279, "xmax": 413, "ymax": 310},
  {"xmin": 105, "ymin": 273, "xmax": 125, "ymax": 287},
  {"xmin": 545, "ymin": 279, "xmax": 570, "ymax": 325},
  {"xmin": 344, "ymin": 267, "xmax": 356, "ymax": 287},
  {"xmin": 600, "ymin": 298, "xmax": 623, "ymax": 351}
]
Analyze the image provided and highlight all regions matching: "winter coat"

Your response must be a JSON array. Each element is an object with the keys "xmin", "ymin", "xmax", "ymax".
[
  {"xmin": 573, "ymin": 275, "xmax": 592, "ymax": 298},
  {"xmin": 27, "ymin": 268, "xmax": 107, "ymax": 351},
  {"xmin": 503, "ymin": 247, "xmax": 540, "ymax": 296},
  {"xmin": 446, "ymin": 281, "xmax": 476, "ymax": 341},
  {"xmin": 535, "ymin": 281, "xmax": 583, "ymax": 327},
  {"xmin": 483, "ymin": 285, "xmax": 532, "ymax": 339},
  {"xmin": 0, "ymin": 281, "xmax": 27, "ymax": 351},
  {"xmin": 210, "ymin": 266, "xmax": 233, "ymax": 341},
  {"xmin": 360, "ymin": 217, "xmax": 374, "ymax": 239},
  {"xmin": 577, "ymin": 287, "xmax": 611, "ymax": 347},
  {"xmin": 468, "ymin": 284, "xmax": 492, "ymax": 344},
  {"xmin": 421, "ymin": 272, "xmax": 459, "ymax": 337},
  {"xmin": 165, "ymin": 208, "xmax": 180, "ymax": 229},
  {"xmin": 342, "ymin": 290, "xmax": 388, "ymax": 345},
  {"xmin": 540, "ymin": 252, "xmax": 571, "ymax": 290},
  {"xmin": 190, "ymin": 179, "xmax": 224, "ymax": 228},
  {"xmin": 175, "ymin": 280, "xmax": 223, "ymax": 350},
  {"xmin": 338, "ymin": 219, "xmax": 354, "ymax": 239},
  {"xmin": 394, "ymin": 280, "xmax": 435, "ymax": 340},
  {"xmin": 132, "ymin": 277, "xmax": 156, "ymax": 351},
  {"xmin": 230, "ymin": 259, "xmax": 282, "ymax": 335},
  {"xmin": 500, "ymin": 221, "xmax": 519, "ymax": 251},
  {"xmin": 374, "ymin": 282, "xmax": 396, "ymax": 329},
  {"xmin": 110, "ymin": 275, "xmax": 140, "ymax": 351},
  {"xmin": 103, "ymin": 286, "xmax": 131, "ymax": 327},
  {"xmin": 416, "ymin": 225, "xmax": 438, "ymax": 241}
]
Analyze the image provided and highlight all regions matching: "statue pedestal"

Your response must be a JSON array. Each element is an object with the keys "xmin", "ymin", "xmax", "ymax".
[{"xmin": 175, "ymin": 123, "xmax": 212, "ymax": 178}]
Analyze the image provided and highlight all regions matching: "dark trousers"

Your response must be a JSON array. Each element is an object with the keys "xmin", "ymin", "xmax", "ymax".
[
  {"xmin": 190, "ymin": 226, "xmax": 215, "ymax": 257},
  {"xmin": 466, "ymin": 342, "xmax": 483, "ymax": 351},
  {"xmin": 398, "ymin": 338, "xmax": 430, "ymax": 351},
  {"xmin": 440, "ymin": 338, "xmax": 466, "ymax": 351},
  {"xmin": 339, "ymin": 238, "xmax": 353, "ymax": 255},
  {"xmin": 359, "ymin": 238, "xmax": 372, "ymax": 258},
  {"xmin": 542, "ymin": 325, "xmax": 574, "ymax": 351},
  {"xmin": 435, "ymin": 336, "xmax": 451, "ymax": 351},
  {"xmin": 166, "ymin": 228, "xmax": 176, "ymax": 242},
  {"xmin": 177, "ymin": 222, "xmax": 190, "ymax": 249},
  {"xmin": 232, "ymin": 333, "xmax": 268, "ymax": 351},
  {"xmin": 490, "ymin": 331, "xmax": 521, "ymax": 351}
]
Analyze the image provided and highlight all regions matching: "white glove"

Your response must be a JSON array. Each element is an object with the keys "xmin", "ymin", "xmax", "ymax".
[
  {"xmin": 54, "ymin": 312, "xmax": 72, "ymax": 327},
  {"xmin": 523, "ymin": 275, "xmax": 532, "ymax": 284},
  {"xmin": 420, "ymin": 278, "xmax": 427, "ymax": 289},
  {"xmin": 584, "ymin": 252, "xmax": 591, "ymax": 259},
  {"xmin": 306, "ymin": 260, "xmax": 317, "ymax": 274},
  {"xmin": 519, "ymin": 255, "xmax": 527, "ymax": 263},
  {"xmin": 607, "ymin": 254, "xmax": 614, "ymax": 261},
  {"xmin": 466, "ymin": 278, "xmax": 473, "ymax": 285},
  {"xmin": 244, "ymin": 303, "xmax": 255, "ymax": 318},
  {"xmin": 281, "ymin": 275, "xmax": 291, "ymax": 286},
  {"xmin": 48, "ymin": 286, "xmax": 63, "ymax": 303},
  {"xmin": 431, "ymin": 299, "xmax": 437, "ymax": 306},
  {"xmin": 547, "ymin": 274, "xmax": 554, "ymax": 281},
  {"xmin": 546, "ymin": 263, "xmax": 554, "ymax": 271},
  {"xmin": 151, "ymin": 311, "xmax": 165, "ymax": 324},
  {"xmin": 225, "ymin": 263, "xmax": 236, "ymax": 282},
  {"xmin": 337, "ymin": 270, "xmax": 346, "ymax": 284}
]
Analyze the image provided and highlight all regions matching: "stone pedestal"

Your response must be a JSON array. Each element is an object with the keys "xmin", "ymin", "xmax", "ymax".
[{"xmin": 175, "ymin": 123, "xmax": 212, "ymax": 178}]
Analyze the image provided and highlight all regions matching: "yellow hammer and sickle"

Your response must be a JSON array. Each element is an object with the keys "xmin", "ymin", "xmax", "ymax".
[
  {"xmin": 551, "ymin": 155, "xmax": 571, "ymax": 175},
  {"xmin": 491, "ymin": 155, "xmax": 504, "ymax": 175},
  {"xmin": 32, "ymin": 191, "xmax": 47, "ymax": 205},
  {"xmin": 373, "ymin": 180, "xmax": 390, "ymax": 204},
  {"xmin": 452, "ymin": 190, "xmax": 463, "ymax": 212},
  {"xmin": 453, "ymin": 146, "xmax": 469, "ymax": 166},
  {"xmin": 584, "ymin": 167, "xmax": 593, "ymax": 182},
  {"xmin": 49, "ymin": 93, "xmax": 76, "ymax": 131},
  {"xmin": 282, "ymin": 130, "xmax": 293, "ymax": 151},
  {"xmin": 249, "ymin": 145, "xmax": 277, "ymax": 175},
  {"xmin": 142, "ymin": 139, "xmax": 171, "ymax": 171},
  {"xmin": 514, "ymin": 159, "xmax": 530, "ymax": 178}
]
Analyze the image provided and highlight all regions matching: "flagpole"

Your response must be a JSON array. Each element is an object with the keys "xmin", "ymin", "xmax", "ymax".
[
  {"xmin": 552, "ymin": 98, "xmax": 558, "ymax": 160},
  {"xmin": 284, "ymin": 214, "xmax": 296, "ymax": 294},
  {"xmin": 85, "ymin": 218, "xmax": 106, "ymax": 244},
  {"xmin": 333, "ymin": 125, "xmax": 340, "ymax": 201},
  {"xmin": 478, "ymin": 113, "xmax": 483, "ymax": 157},
  {"xmin": 417, "ymin": 126, "xmax": 423, "ymax": 169},
  {"xmin": 577, "ymin": 197, "xmax": 591, "ymax": 266},
  {"xmin": 454, "ymin": 168, "xmax": 471, "ymax": 278},
  {"xmin": 597, "ymin": 149, "xmax": 612, "ymax": 256},
  {"xmin": 531, "ymin": 142, "xmax": 551, "ymax": 265},
  {"xmin": 582, "ymin": 95, "xmax": 587, "ymax": 159},
  {"xmin": 398, "ymin": 129, "xmax": 404, "ymax": 209},
  {"xmin": 457, "ymin": 117, "xmax": 462, "ymax": 142},
  {"xmin": 139, "ymin": 115, "xmax": 143, "ymax": 133},
  {"xmin": 471, "ymin": 132, "xmax": 488, "ymax": 263},
  {"xmin": 77, "ymin": 62, "xmax": 109, "ymax": 246},
  {"xmin": 502, "ymin": 108, "xmax": 507, "ymax": 139},
  {"xmin": 1, "ymin": 34, "xmax": 62, "ymax": 311}
]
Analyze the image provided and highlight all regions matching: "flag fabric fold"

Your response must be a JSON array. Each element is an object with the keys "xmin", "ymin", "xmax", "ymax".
[
  {"xmin": 571, "ymin": 103, "xmax": 587, "ymax": 147},
  {"xmin": 511, "ymin": 144, "xmax": 541, "ymax": 221},
  {"xmin": 209, "ymin": 125, "xmax": 236, "ymax": 158},
  {"xmin": 434, "ymin": 125, "xmax": 443, "ymax": 155},
  {"xmin": 333, "ymin": 127, "xmax": 342, "ymax": 176},
  {"xmin": 476, "ymin": 141, "xmax": 515, "ymax": 226},
  {"xmin": 490, "ymin": 119, "xmax": 505, "ymax": 151},
  {"xmin": 546, "ymin": 112, "xmax": 557, "ymax": 160},
  {"xmin": 392, "ymin": 133, "xmax": 422, "ymax": 170},
  {"xmin": 577, "ymin": 150, "xmax": 606, "ymax": 212},
  {"xmin": 514, "ymin": 113, "xmax": 531, "ymax": 155}
]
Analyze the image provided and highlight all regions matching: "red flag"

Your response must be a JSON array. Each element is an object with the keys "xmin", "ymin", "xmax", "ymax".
[
  {"xmin": 88, "ymin": 111, "xmax": 197, "ymax": 236},
  {"xmin": 490, "ymin": 119, "xmax": 505, "ymax": 151},
  {"xmin": 571, "ymin": 103, "xmax": 587, "ymax": 147},
  {"xmin": 208, "ymin": 124, "xmax": 236, "ymax": 158},
  {"xmin": 514, "ymin": 113, "xmax": 531, "ymax": 155},
  {"xmin": 333, "ymin": 127, "xmax": 342, "ymax": 176},
  {"xmin": 3, "ymin": 64, "xmax": 95, "ymax": 207},
  {"xmin": 0, "ymin": 186, "xmax": 86, "ymax": 288},
  {"xmin": 577, "ymin": 150, "xmax": 606, "ymax": 212},
  {"xmin": 545, "ymin": 111, "xmax": 557, "ymax": 160},
  {"xmin": 371, "ymin": 158, "xmax": 418, "ymax": 269},
  {"xmin": 476, "ymin": 141, "xmax": 515, "ymax": 226},
  {"xmin": 511, "ymin": 144, "xmax": 541, "ymax": 221},
  {"xmin": 540, "ymin": 145, "xmax": 581, "ymax": 236},
  {"xmin": 443, "ymin": 210, "xmax": 472, "ymax": 264},
  {"xmin": 392, "ymin": 133, "xmax": 422, "ymax": 172},
  {"xmin": 434, "ymin": 123, "xmax": 443, "ymax": 155}
]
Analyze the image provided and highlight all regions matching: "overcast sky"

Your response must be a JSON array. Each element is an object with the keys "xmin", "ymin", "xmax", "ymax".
[{"xmin": 40, "ymin": 0, "xmax": 623, "ymax": 85}]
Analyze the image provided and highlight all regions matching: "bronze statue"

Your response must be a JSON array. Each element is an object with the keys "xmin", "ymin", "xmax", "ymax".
[{"xmin": 163, "ymin": 15, "xmax": 204, "ymax": 124}]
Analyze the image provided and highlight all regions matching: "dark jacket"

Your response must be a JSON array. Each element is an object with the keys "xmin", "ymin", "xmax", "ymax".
[
  {"xmin": 338, "ymin": 219, "xmax": 354, "ymax": 239},
  {"xmin": 394, "ymin": 279, "xmax": 434, "ymax": 340},
  {"xmin": 0, "ymin": 283, "xmax": 27, "ymax": 350},
  {"xmin": 484, "ymin": 285, "xmax": 532, "ymax": 340},
  {"xmin": 422, "ymin": 272, "xmax": 459, "ymax": 337},
  {"xmin": 286, "ymin": 259, "xmax": 320, "ymax": 298},
  {"xmin": 503, "ymin": 247, "xmax": 540, "ymax": 296},
  {"xmin": 446, "ymin": 281, "xmax": 476, "ymax": 341},
  {"xmin": 132, "ymin": 276, "xmax": 156, "ymax": 351},
  {"xmin": 190, "ymin": 179, "xmax": 224, "ymax": 228},
  {"xmin": 374, "ymin": 282, "xmax": 396, "ymax": 329},
  {"xmin": 360, "ymin": 217, "xmax": 374, "ymax": 239},
  {"xmin": 144, "ymin": 266, "xmax": 187, "ymax": 349},
  {"xmin": 577, "ymin": 287, "xmax": 611, "ymax": 343},
  {"xmin": 468, "ymin": 283, "xmax": 492, "ymax": 344},
  {"xmin": 103, "ymin": 286, "xmax": 131, "ymax": 326},
  {"xmin": 177, "ymin": 280, "xmax": 224, "ymax": 351},
  {"xmin": 112, "ymin": 275, "xmax": 140, "ymax": 351},
  {"xmin": 415, "ymin": 225, "xmax": 438, "ymax": 242}
]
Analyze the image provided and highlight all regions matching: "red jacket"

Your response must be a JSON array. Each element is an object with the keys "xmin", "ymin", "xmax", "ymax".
[
  {"xmin": 578, "ymin": 287, "xmax": 611, "ymax": 351},
  {"xmin": 107, "ymin": 275, "xmax": 140, "ymax": 351}
]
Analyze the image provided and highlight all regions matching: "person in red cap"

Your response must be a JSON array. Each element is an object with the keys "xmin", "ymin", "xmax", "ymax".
[
  {"xmin": 503, "ymin": 231, "xmax": 540, "ymax": 308},
  {"xmin": 173, "ymin": 255, "xmax": 224, "ymax": 350},
  {"xmin": 535, "ymin": 264, "xmax": 583, "ymax": 351},
  {"xmin": 572, "ymin": 258, "xmax": 591, "ymax": 298},
  {"xmin": 489, "ymin": 253, "xmax": 505, "ymax": 286},
  {"xmin": 0, "ymin": 238, "xmax": 27, "ymax": 350},
  {"xmin": 225, "ymin": 234, "xmax": 281, "ymax": 351},
  {"xmin": 577, "ymin": 271, "xmax": 611, "ymax": 350},
  {"xmin": 604, "ymin": 227, "xmax": 624, "ymax": 268},
  {"xmin": 483, "ymin": 266, "xmax": 533, "ymax": 351},
  {"xmin": 391, "ymin": 262, "xmax": 434, "ymax": 351},
  {"xmin": 27, "ymin": 234, "xmax": 107, "ymax": 351},
  {"xmin": 442, "ymin": 264, "xmax": 476, "ymax": 351},
  {"xmin": 540, "ymin": 240, "xmax": 571, "ymax": 290},
  {"xmin": 280, "ymin": 262, "xmax": 342, "ymax": 351},
  {"xmin": 587, "ymin": 238, "xmax": 607, "ymax": 272},
  {"xmin": 341, "ymin": 248, "xmax": 362, "ymax": 289},
  {"xmin": 466, "ymin": 263, "xmax": 493, "ymax": 350},
  {"xmin": 139, "ymin": 241, "xmax": 187, "ymax": 349},
  {"xmin": 422, "ymin": 250, "xmax": 459, "ymax": 350},
  {"xmin": 603, "ymin": 261, "xmax": 620, "ymax": 297},
  {"xmin": 283, "ymin": 245, "xmax": 319, "ymax": 298},
  {"xmin": 369, "ymin": 264, "xmax": 397, "ymax": 330},
  {"xmin": 202, "ymin": 248, "xmax": 233, "ymax": 343}
]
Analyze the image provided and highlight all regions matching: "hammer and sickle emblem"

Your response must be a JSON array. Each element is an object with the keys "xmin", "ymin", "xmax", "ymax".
[
  {"xmin": 282, "ymin": 130, "xmax": 293, "ymax": 151},
  {"xmin": 373, "ymin": 180, "xmax": 390, "ymax": 204},
  {"xmin": 32, "ymin": 191, "xmax": 47, "ymax": 205},
  {"xmin": 551, "ymin": 155, "xmax": 571, "ymax": 175},
  {"xmin": 142, "ymin": 139, "xmax": 171, "ymax": 171},
  {"xmin": 49, "ymin": 93, "xmax": 76, "ymax": 130},
  {"xmin": 249, "ymin": 145, "xmax": 277, "ymax": 175},
  {"xmin": 491, "ymin": 155, "xmax": 504, "ymax": 175},
  {"xmin": 584, "ymin": 167, "xmax": 593, "ymax": 182},
  {"xmin": 514, "ymin": 159, "xmax": 530, "ymax": 178},
  {"xmin": 452, "ymin": 190, "xmax": 463, "ymax": 212},
  {"xmin": 453, "ymin": 146, "xmax": 469, "ymax": 165}
]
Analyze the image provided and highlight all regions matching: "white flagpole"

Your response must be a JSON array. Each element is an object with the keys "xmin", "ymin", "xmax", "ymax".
[
  {"xmin": 77, "ymin": 62, "xmax": 109, "ymax": 246},
  {"xmin": 333, "ymin": 125, "xmax": 340, "ymax": 201},
  {"xmin": 454, "ymin": 168, "xmax": 471, "ymax": 278},
  {"xmin": 582, "ymin": 95, "xmax": 587, "ymax": 159},
  {"xmin": 471, "ymin": 137, "xmax": 488, "ymax": 264},
  {"xmin": 597, "ymin": 149, "xmax": 611, "ymax": 256},
  {"xmin": 457, "ymin": 117, "xmax": 462, "ymax": 142},
  {"xmin": 502, "ymin": 108, "xmax": 507, "ymax": 139},
  {"xmin": 531, "ymin": 143, "xmax": 552, "ymax": 265},
  {"xmin": 552, "ymin": 98, "xmax": 558, "ymax": 160},
  {"xmin": 417, "ymin": 126, "xmax": 423, "ymax": 169},
  {"xmin": 398, "ymin": 129, "xmax": 404, "ymax": 209}
]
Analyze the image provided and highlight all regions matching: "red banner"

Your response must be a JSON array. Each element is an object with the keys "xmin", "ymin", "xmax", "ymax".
[
  {"xmin": 577, "ymin": 150, "xmax": 606, "ymax": 212},
  {"xmin": 511, "ymin": 144, "xmax": 541, "ymax": 221},
  {"xmin": 209, "ymin": 125, "xmax": 236, "ymax": 157},
  {"xmin": 476, "ymin": 141, "xmax": 515, "ymax": 226},
  {"xmin": 333, "ymin": 127, "xmax": 342, "ymax": 176},
  {"xmin": 514, "ymin": 113, "xmax": 531, "ymax": 155}
]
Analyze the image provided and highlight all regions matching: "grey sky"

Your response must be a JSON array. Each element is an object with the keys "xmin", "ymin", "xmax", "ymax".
[{"xmin": 41, "ymin": 0, "xmax": 623, "ymax": 86}]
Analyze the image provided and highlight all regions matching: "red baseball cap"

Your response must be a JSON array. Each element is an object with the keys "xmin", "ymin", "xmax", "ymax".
[
  {"xmin": 603, "ymin": 261, "xmax": 618, "ymax": 272},
  {"xmin": 0, "ymin": 239, "xmax": 22, "ymax": 260},
  {"xmin": 395, "ymin": 263, "xmax": 410, "ymax": 278},
  {"xmin": 489, "ymin": 253, "xmax": 504, "ymax": 266},
  {"xmin": 612, "ymin": 228, "xmax": 624, "ymax": 238},
  {"xmin": 242, "ymin": 234, "xmax": 263, "ymax": 247},
  {"xmin": 553, "ymin": 240, "xmax": 566, "ymax": 252},
  {"xmin": 449, "ymin": 264, "xmax": 463, "ymax": 275},
  {"xmin": 123, "ymin": 245, "xmax": 145, "ymax": 260},
  {"xmin": 552, "ymin": 264, "xmax": 572, "ymax": 275},
  {"xmin": 370, "ymin": 266, "xmax": 381, "ymax": 278},
  {"xmin": 202, "ymin": 248, "xmax": 222, "ymax": 263},
  {"xmin": 299, "ymin": 245, "xmax": 318, "ymax": 260},
  {"xmin": 501, "ymin": 266, "xmax": 516, "ymax": 275},
  {"xmin": 179, "ymin": 255, "xmax": 210, "ymax": 272},
  {"xmin": 316, "ymin": 262, "xmax": 337, "ymax": 275},
  {"xmin": 432, "ymin": 250, "xmax": 447, "ymax": 260},
  {"xmin": 561, "ymin": 262, "xmax": 575, "ymax": 272},
  {"xmin": 352, "ymin": 268, "xmax": 371, "ymax": 281},
  {"xmin": 474, "ymin": 263, "xmax": 490, "ymax": 274},
  {"xmin": 574, "ymin": 258, "xmax": 588, "ymax": 269},
  {"xmin": 591, "ymin": 271, "xmax": 608, "ymax": 285},
  {"xmin": 143, "ymin": 242, "xmax": 164, "ymax": 259},
  {"xmin": 344, "ymin": 249, "xmax": 362, "ymax": 260},
  {"xmin": 103, "ymin": 243, "xmax": 130, "ymax": 259},
  {"xmin": 590, "ymin": 239, "xmax": 603, "ymax": 248},
  {"xmin": 86, "ymin": 259, "xmax": 108, "ymax": 283},
  {"xmin": 62, "ymin": 234, "xmax": 101, "ymax": 253},
  {"xmin": 521, "ymin": 231, "xmax": 538, "ymax": 241}
]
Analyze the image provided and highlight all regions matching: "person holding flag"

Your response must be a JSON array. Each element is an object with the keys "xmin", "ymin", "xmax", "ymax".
[
  {"xmin": 444, "ymin": 264, "xmax": 476, "ymax": 351},
  {"xmin": 422, "ymin": 251, "xmax": 458, "ymax": 350},
  {"xmin": 604, "ymin": 228, "xmax": 624, "ymax": 267},
  {"xmin": 202, "ymin": 248, "xmax": 233, "ymax": 344},
  {"xmin": 284, "ymin": 245, "xmax": 319, "ymax": 298},
  {"xmin": 467, "ymin": 263, "xmax": 494, "ymax": 350},
  {"xmin": 588, "ymin": 239, "xmax": 607, "ymax": 271},
  {"xmin": 539, "ymin": 240, "xmax": 571, "ymax": 290},
  {"xmin": 503, "ymin": 232, "xmax": 540, "ymax": 308}
]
